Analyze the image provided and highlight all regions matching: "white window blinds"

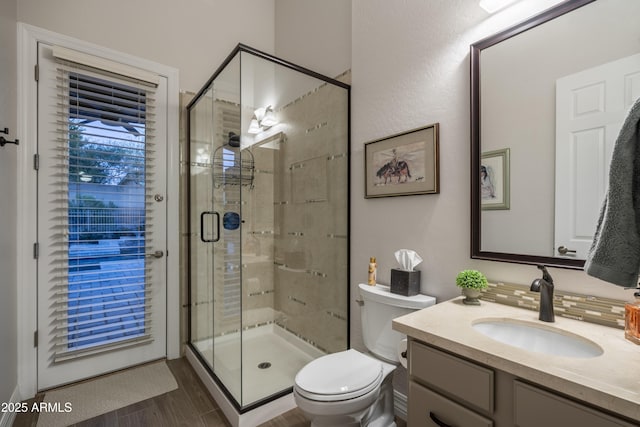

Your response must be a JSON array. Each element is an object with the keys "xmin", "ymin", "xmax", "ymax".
[{"xmin": 49, "ymin": 51, "xmax": 158, "ymax": 362}]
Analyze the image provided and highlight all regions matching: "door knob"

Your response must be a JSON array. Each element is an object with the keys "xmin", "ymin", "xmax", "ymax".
[
  {"xmin": 557, "ymin": 246, "xmax": 576, "ymax": 255},
  {"xmin": 146, "ymin": 250, "xmax": 164, "ymax": 258}
]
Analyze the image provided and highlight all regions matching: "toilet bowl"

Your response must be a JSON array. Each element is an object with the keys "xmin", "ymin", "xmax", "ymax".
[
  {"xmin": 294, "ymin": 349, "xmax": 396, "ymax": 426},
  {"xmin": 293, "ymin": 284, "xmax": 436, "ymax": 426}
]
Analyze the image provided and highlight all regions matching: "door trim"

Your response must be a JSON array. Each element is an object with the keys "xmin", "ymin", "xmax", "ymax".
[{"xmin": 17, "ymin": 23, "xmax": 180, "ymax": 399}]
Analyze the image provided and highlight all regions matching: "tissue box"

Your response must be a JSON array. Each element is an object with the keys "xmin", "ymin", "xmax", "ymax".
[{"xmin": 390, "ymin": 269, "xmax": 420, "ymax": 296}]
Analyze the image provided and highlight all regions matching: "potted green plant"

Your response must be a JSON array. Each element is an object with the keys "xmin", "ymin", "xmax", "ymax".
[{"xmin": 455, "ymin": 269, "xmax": 488, "ymax": 305}]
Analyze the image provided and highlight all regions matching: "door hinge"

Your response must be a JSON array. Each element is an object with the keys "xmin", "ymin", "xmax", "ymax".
[
  {"xmin": 34, "ymin": 330, "xmax": 38, "ymax": 347},
  {"xmin": 33, "ymin": 153, "xmax": 40, "ymax": 170},
  {"xmin": 33, "ymin": 242, "xmax": 39, "ymax": 259},
  {"xmin": 34, "ymin": 64, "xmax": 39, "ymax": 82}
]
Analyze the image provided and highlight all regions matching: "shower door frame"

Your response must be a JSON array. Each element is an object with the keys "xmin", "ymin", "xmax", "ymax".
[{"xmin": 186, "ymin": 43, "xmax": 351, "ymax": 413}]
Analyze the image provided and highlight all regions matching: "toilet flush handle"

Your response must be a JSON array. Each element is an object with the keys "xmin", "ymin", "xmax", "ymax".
[{"xmin": 355, "ymin": 298, "xmax": 364, "ymax": 306}]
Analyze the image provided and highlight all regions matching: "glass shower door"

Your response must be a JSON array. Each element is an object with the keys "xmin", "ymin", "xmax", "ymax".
[
  {"xmin": 189, "ymin": 86, "xmax": 215, "ymax": 370},
  {"xmin": 190, "ymin": 54, "xmax": 243, "ymax": 404},
  {"xmin": 209, "ymin": 56, "xmax": 243, "ymax": 404}
]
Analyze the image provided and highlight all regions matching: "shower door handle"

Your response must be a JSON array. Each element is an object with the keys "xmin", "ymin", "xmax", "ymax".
[
  {"xmin": 200, "ymin": 211, "xmax": 221, "ymax": 243},
  {"xmin": 212, "ymin": 211, "xmax": 221, "ymax": 242}
]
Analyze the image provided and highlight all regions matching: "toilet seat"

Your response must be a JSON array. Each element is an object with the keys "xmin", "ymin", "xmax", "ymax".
[{"xmin": 294, "ymin": 349, "xmax": 383, "ymax": 402}]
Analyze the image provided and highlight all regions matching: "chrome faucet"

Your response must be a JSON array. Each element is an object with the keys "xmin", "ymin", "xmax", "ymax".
[{"xmin": 530, "ymin": 265, "xmax": 555, "ymax": 322}]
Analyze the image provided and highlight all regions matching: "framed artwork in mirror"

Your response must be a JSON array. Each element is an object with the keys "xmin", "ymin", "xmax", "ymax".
[
  {"xmin": 364, "ymin": 123, "xmax": 439, "ymax": 198},
  {"xmin": 481, "ymin": 148, "xmax": 510, "ymax": 210}
]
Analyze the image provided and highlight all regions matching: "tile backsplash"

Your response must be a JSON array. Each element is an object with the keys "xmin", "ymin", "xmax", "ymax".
[{"xmin": 481, "ymin": 282, "xmax": 626, "ymax": 329}]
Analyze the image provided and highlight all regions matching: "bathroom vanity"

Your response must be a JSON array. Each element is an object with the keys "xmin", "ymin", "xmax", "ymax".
[{"xmin": 393, "ymin": 298, "xmax": 640, "ymax": 426}]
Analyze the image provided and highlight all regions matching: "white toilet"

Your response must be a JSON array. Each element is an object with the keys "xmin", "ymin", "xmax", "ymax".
[{"xmin": 293, "ymin": 283, "xmax": 436, "ymax": 426}]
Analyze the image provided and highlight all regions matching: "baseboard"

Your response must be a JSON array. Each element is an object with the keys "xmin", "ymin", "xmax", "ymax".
[
  {"xmin": 393, "ymin": 389, "xmax": 407, "ymax": 421},
  {"xmin": 0, "ymin": 386, "xmax": 21, "ymax": 427}
]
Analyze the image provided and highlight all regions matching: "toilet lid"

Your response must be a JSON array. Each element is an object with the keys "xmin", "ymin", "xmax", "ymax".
[{"xmin": 295, "ymin": 349, "xmax": 382, "ymax": 398}]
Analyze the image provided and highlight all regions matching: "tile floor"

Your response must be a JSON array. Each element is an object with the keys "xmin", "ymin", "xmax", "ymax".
[
  {"xmin": 12, "ymin": 357, "xmax": 407, "ymax": 427},
  {"xmin": 12, "ymin": 358, "xmax": 308, "ymax": 427}
]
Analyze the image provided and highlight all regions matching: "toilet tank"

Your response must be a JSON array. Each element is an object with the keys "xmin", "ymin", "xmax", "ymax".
[{"xmin": 359, "ymin": 283, "xmax": 435, "ymax": 362}]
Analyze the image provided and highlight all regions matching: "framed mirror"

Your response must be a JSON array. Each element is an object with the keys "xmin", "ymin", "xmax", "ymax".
[{"xmin": 471, "ymin": 0, "xmax": 640, "ymax": 269}]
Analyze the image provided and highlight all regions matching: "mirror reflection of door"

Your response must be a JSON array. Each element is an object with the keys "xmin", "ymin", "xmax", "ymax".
[{"xmin": 555, "ymin": 53, "xmax": 640, "ymax": 259}]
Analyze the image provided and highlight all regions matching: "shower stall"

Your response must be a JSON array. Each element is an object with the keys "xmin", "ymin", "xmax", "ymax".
[{"xmin": 186, "ymin": 44, "xmax": 350, "ymax": 416}]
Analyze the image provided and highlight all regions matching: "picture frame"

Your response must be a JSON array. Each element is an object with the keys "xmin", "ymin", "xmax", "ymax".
[
  {"xmin": 480, "ymin": 148, "xmax": 510, "ymax": 210},
  {"xmin": 364, "ymin": 123, "xmax": 440, "ymax": 198}
]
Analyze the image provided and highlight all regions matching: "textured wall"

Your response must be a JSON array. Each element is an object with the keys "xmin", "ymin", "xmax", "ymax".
[
  {"xmin": 275, "ymin": 0, "xmax": 351, "ymax": 79},
  {"xmin": 350, "ymin": 0, "xmax": 630, "ymax": 351},
  {"xmin": 17, "ymin": 0, "xmax": 275, "ymax": 92}
]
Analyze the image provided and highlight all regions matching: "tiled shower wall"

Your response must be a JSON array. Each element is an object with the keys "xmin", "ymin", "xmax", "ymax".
[
  {"xmin": 240, "ymin": 134, "xmax": 277, "ymax": 328},
  {"xmin": 272, "ymin": 71, "xmax": 350, "ymax": 354}
]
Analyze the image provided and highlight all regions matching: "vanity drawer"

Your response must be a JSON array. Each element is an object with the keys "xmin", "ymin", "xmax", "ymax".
[
  {"xmin": 514, "ymin": 381, "xmax": 636, "ymax": 427},
  {"xmin": 410, "ymin": 340, "xmax": 494, "ymax": 414},
  {"xmin": 409, "ymin": 381, "xmax": 493, "ymax": 427}
]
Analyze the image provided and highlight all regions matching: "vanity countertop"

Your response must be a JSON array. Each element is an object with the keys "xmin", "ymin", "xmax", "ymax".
[{"xmin": 392, "ymin": 297, "xmax": 640, "ymax": 422}]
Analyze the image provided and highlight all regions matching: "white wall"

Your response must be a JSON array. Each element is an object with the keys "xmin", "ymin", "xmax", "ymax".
[
  {"xmin": 350, "ymin": 0, "xmax": 630, "ymax": 350},
  {"xmin": 17, "ymin": 0, "xmax": 276, "ymax": 92},
  {"xmin": 275, "ymin": 0, "xmax": 351, "ymax": 79},
  {"xmin": 0, "ymin": 0, "xmax": 19, "ymax": 409}
]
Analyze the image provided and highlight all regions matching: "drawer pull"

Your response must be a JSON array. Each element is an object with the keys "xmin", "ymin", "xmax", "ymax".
[{"xmin": 429, "ymin": 411, "xmax": 454, "ymax": 427}]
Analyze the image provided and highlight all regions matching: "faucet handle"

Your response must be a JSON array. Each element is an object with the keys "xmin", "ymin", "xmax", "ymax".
[{"xmin": 537, "ymin": 265, "xmax": 554, "ymax": 285}]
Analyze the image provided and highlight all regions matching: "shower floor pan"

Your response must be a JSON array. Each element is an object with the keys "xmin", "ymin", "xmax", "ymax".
[{"xmin": 193, "ymin": 323, "xmax": 324, "ymax": 406}]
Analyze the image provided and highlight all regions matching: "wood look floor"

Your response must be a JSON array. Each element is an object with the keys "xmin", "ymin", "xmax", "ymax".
[{"xmin": 12, "ymin": 358, "xmax": 310, "ymax": 427}]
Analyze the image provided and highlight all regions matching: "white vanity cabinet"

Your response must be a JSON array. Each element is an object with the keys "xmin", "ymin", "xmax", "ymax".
[{"xmin": 408, "ymin": 339, "xmax": 638, "ymax": 427}]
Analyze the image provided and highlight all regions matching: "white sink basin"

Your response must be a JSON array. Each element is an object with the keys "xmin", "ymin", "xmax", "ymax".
[{"xmin": 472, "ymin": 318, "xmax": 603, "ymax": 358}]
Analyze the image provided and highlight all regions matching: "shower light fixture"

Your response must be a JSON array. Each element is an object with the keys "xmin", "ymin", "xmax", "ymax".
[
  {"xmin": 479, "ymin": 0, "xmax": 518, "ymax": 13},
  {"xmin": 248, "ymin": 105, "xmax": 278, "ymax": 134}
]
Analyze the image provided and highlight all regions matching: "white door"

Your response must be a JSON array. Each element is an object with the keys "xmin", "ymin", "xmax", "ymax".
[
  {"xmin": 555, "ymin": 53, "xmax": 640, "ymax": 259},
  {"xmin": 36, "ymin": 43, "xmax": 167, "ymax": 389}
]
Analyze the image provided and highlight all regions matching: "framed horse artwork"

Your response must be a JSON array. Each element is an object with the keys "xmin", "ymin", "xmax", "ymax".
[{"xmin": 364, "ymin": 123, "xmax": 440, "ymax": 198}]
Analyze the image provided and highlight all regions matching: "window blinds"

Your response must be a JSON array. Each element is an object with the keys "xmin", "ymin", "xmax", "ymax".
[{"xmin": 49, "ymin": 51, "xmax": 158, "ymax": 362}]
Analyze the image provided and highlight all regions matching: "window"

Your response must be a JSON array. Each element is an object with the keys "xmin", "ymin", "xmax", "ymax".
[{"xmin": 49, "ymin": 53, "xmax": 159, "ymax": 361}]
